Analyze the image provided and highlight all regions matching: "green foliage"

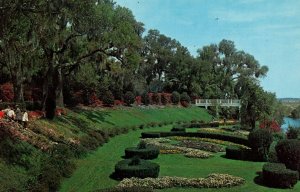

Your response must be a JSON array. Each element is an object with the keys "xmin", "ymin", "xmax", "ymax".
[
  {"xmin": 287, "ymin": 126, "xmax": 300, "ymax": 139},
  {"xmin": 124, "ymin": 91, "xmax": 135, "ymax": 106},
  {"xmin": 291, "ymin": 105, "xmax": 300, "ymax": 119},
  {"xmin": 125, "ymin": 146, "xmax": 159, "ymax": 160},
  {"xmin": 171, "ymin": 125, "xmax": 186, "ymax": 132},
  {"xmin": 225, "ymin": 146, "xmax": 247, "ymax": 160},
  {"xmin": 171, "ymin": 91, "xmax": 180, "ymax": 104},
  {"xmin": 180, "ymin": 92, "xmax": 191, "ymax": 103},
  {"xmin": 141, "ymin": 92, "xmax": 150, "ymax": 105},
  {"xmin": 102, "ymin": 90, "xmax": 115, "ymax": 106},
  {"xmin": 262, "ymin": 163, "xmax": 299, "ymax": 188},
  {"xmin": 248, "ymin": 129, "xmax": 273, "ymax": 161},
  {"xmin": 114, "ymin": 159, "xmax": 160, "ymax": 179},
  {"xmin": 141, "ymin": 132, "xmax": 161, "ymax": 138},
  {"xmin": 0, "ymin": 138, "xmax": 38, "ymax": 169},
  {"xmin": 275, "ymin": 139, "xmax": 300, "ymax": 173}
]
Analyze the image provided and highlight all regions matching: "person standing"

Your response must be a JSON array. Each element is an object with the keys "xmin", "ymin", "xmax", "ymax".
[
  {"xmin": 16, "ymin": 107, "xmax": 23, "ymax": 123},
  {"xmin": 22, "ymin": 110, "xmax": 29, "ymax": 128}
]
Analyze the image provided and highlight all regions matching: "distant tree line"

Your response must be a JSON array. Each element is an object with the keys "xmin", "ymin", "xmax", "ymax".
[{"xmin": 0, "ymin": 0, "xmax": 282, "ymax": 128}]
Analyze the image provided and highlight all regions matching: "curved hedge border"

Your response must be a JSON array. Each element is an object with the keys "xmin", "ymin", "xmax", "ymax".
[
  {"xmin": 225, "ymin": 146, "xmax": 266, "ymax": 161},
  {"xmin": 141, "ymin": 131, "xmax": 249, "ymax": 146},
  {"xmin": 263, "ymin": 163, "xmax": 299, "ymax": 188},
  {"xmin": 125, "ymin": 147, "xmax": 159, "ymax": 160},
  {"xmin": 141, "ymin": 132, "xmax": 160, "ymax": 138},
  {"xmin": 114, "ymin": 159, "xmax": 160, "ymax": 179}
]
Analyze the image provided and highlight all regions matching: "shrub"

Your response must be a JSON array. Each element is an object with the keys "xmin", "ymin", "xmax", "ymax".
[
  {"xmin": 141, "ymin": 92, "xmax": 150, "ymax": 105},
  {"xmin": 152, "ymin": 93, "xmax": 160, "ymax": 105},
  {"xmin": 180, "ymin": 92, "xmax": 191, "ymax": 103},
  {"xmin": 125, "ymin": 146, "xmax": 159, "ymax": 160},
  {"xmin": 225, "ymin": 146, "xmax": 245, "ymax": 160},
  {"xmin": 248, "ymin": 129, "xmax": 273, "ymax": 161},
  {"xmin": 286, "ymin": 126, "xmax": 300, "ymax": 139},
  {"xmin": 262, "ymin": 163, "xmax": 299, "ymax": 188},
  {"xmin": 161, "ymin": 93, "xmax": 171, "ymax": 105},
  {"xmin": 171, "ymin": 91, "xmax": 180, "ymax": 104},
  {"xmin": 114, "ymin": 158, "xmax": 160, "ymax": 179},
  {"xmin": 0, "ymin": 83, "xmax": 14, "ymax": 102},
  {"xmin": 80, "ymin": 135, "xmax": 101, "ymax": 150},
  {"xmin": 275, "ymin": 139, "xmax": 300, "ymax": 173},
  {"xmin": 141, "ymin": 132, "xmax": 160, "ymax": 138},
  {"xmin": 171, "ymin": 125, "xmax": 186, "ymax": 132},
  {"xmin": 124, "ymin": 91, "xmax": 135, "ymax": 106},
  {"xmin": 102, "ymin": 91, "xmax": 115, "ymax": 106}
]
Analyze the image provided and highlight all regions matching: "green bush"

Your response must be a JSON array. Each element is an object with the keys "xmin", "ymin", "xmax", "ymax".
[
  {"xmin": 275, "ymin": 139, "xmax": 300, "ymax": 174},
  {"xmin": 286, "ymin": 127, "xmax": 300, "ymax": 139},
  {"xmin": 125, "ymin": 146, "xmax": 159, "ymax": 160},
  {"xmin": 180, "ymin": 92, "xmax": 191, "ymax": 103},
  {"xmin": 171, "ymin": 91, "xmax": 180, "ymax": 104},
  {"xmin": 152, "ymin": 93, "xmax": 160, "ymax": 105},
  {"xmin": 262, "ymin": 163, "xmax": 299, "ymax": 188},
  {"xmin": 80, "ymin": 135, "xmax": 101, "ymax": 150},
  {"xmin": 248, "ymin": 129, "xmax": 273, "ymax": 161},
  {"xmin": 225, "ymin": 146, "xmax": 245, "ymax": 160},
  {"xmin": 114, "ymin": 158, "xmax": 160, "ymax": 179},
  {"xmin": 124, "ymin": 91, "xmax": 135, "ymax": 106},
  {"xmin": 171, "ymin": 125, "xmax": 186, "ymax": 132},
  {"xmin": 141, "ymin": 92, "xmax": 150, "ymax": 105},
  {"xmin": 141, "ymin": 132, "xmax": 160, "ymax": 138},
  {"xmin": 102, "ymin": 90, "xmax": 115, "ymax": 106}
]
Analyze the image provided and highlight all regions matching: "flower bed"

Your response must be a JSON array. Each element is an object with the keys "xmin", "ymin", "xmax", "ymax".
[
  {"xmin": 169, "ymin": 136, "xmax": 250, "ymax": 149},
  {"xmin": 142, "ymin": 138, "xmax": 212, "ymax": 158},
  {"xmin": 176, "ymin": 140, "xmax": 225, "ymax": 152},
  {"xmin": 117, "ymin": 173, "xmax": 245, "ymax": 189}
]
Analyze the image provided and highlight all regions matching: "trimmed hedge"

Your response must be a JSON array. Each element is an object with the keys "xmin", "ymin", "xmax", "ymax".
[
  {"xmin": 114, "ymin": 159, "xmax": 160, "ymax": 179},
  {"xmin": 142, "ymin": 131, "xmax": 249, "ymax": 146},
  {"xmin": 125, "ymin": 147, "xmax": 159, "ymax": 160},
  {"xmin": 248, "ymin": 129, "xmax": 273, "ymax": 161},
  {"xmin": 275, "ymin": 139, "xmax": 300, "ymax": 174},
  {"xmin": 263, "ymin": 163, "xmax": 299, "ymax": 188},
  {"xmin": 225, "ymin": 146, "xmax": 262, "ymax": 161},
  {"xmin": 171, "ymin": 125, "xmax": 186, "ymax": 132},
  {"xmin": 225, "ymin": 146, "xmax": 246, "ymax": 160},
  {"xmin": 185, "ymin": 122, "xmax": 219, "ymax": 128},
  {"xmin": 141, "ymin": 132, "xmax": 160, "ymax": 138}
]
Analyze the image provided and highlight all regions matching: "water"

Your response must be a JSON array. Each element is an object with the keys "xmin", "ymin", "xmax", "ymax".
[{"xmin": 281, "ymin": 117, "xmax": 300, "ymax": 131}]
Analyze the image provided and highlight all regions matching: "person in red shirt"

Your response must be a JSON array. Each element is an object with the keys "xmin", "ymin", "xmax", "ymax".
[{"xmin": 0, "ymin": 111, "xmax": 5, "ymax": 119}]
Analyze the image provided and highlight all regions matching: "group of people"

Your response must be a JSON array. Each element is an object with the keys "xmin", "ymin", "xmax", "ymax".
[{"xmin": 0, "ymin": 105, "xmax": 29, "ymax": 128}]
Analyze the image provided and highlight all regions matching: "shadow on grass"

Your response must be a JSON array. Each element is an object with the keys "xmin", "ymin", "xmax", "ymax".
[{"xmin": 109, "ymin": 172, "xmax": 122, "ymax": 181}]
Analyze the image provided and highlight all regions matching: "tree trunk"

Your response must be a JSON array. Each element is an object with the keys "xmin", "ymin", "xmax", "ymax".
[{"xmin": 55, "ymin": 65, "xmax": 64, "ymax": 108}]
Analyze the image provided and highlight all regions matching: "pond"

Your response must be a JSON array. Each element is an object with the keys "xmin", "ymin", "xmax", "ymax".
[{"xmin": 281, "ymin": 117, "xmax": 300, "ymax": 131}]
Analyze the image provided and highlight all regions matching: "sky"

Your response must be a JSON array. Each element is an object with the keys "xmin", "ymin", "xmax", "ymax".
[{"xmin": 115, "ymin": 0, "xmax": 300, "ymax": 98}]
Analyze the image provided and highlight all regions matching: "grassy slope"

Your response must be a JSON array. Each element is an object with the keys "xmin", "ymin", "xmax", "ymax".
[
  {"xmin": 32, "ymin": 106, "xmax": 211, "ymax": 140},
  {"xmin": 0, "ymin": 106, "xmax": 210, "ymax": 191}
]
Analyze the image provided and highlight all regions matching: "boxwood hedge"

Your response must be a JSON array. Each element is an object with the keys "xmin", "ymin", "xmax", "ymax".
[
  {"xmin": 125, "ymin": 146, "xmax": 159, "ymax": 160},
  {"xmin": 114, "ymin": 158, "xmax": 160, "ymax": 179},
  {"xmin": 263, "ymin": 163, "xmax": 299, "ymax": 188}
]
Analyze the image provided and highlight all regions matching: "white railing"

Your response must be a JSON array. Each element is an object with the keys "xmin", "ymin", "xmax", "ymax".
[{"xmin": 195, "ymin": 99, "xmax": 241, "ymax": 107}]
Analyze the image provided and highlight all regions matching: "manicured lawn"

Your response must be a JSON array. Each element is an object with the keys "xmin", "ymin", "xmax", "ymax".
[{"xmin": 60, "ymin": 126, "xmax": 300, "ymax": 192}]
